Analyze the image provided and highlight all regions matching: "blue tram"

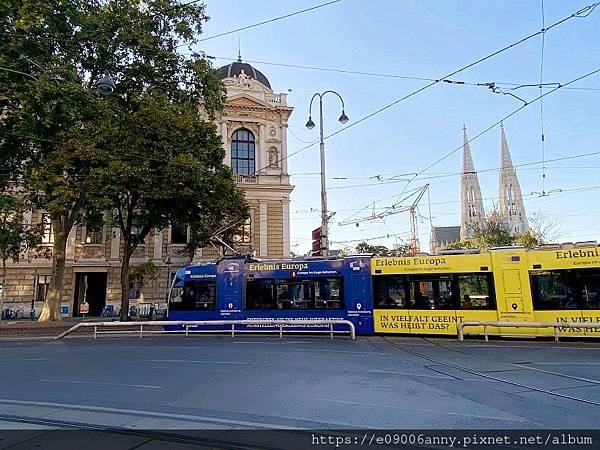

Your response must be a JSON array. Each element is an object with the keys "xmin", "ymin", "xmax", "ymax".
[{"xmin": 167, "ymin": 256, "xmax": 374, "ymax": 334}]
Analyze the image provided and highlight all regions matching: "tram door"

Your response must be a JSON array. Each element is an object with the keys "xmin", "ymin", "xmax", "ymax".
[
  {"xmin": 348, "ymin": 273, "xmax": 373, "ymax": 334},
  {"xmin": 491, "ymin": 250, "xmax": 534, "ymax": 321},
  {"xmin": 220, "ymin": 261, "xmax": 242, "ymax": 319}
]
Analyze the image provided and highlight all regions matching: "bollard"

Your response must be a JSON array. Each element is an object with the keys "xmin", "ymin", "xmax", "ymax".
[
  {"xmin": 94, "ymin": 325, "xmax": 97, "ymax": 339},
  {"xmin": 330, "ymin": 323, "xmax": 334, "ymax": 340},
  {"xmin": 231, "ymin": 324, "xmax": 235, "ymax": 338},
  {"xmin": 554, "ymin": 326, "xmax": 559, "ymax": 343},
  {"xmin": 279, "ymin": 324, "xmax": 283, "ymax": 339},
  {"xmin": 484, "ymin": 324, "xmax": 488, "ymax": 342},
  {"xmin": 139, "ymin": 324, "xmax": 143, "ymax": 338},
  {"xmin": 185, "ymin": 324, "xmax": 189, "ymax": 336}
]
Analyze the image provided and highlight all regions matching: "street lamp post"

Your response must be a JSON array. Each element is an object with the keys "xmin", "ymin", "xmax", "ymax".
[{"xmin": 306, "ymin": 91, "xmax": 348, "ymax": 257}]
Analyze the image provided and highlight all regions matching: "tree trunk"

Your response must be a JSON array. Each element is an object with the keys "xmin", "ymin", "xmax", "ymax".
[
  {"xmin": 0, "ymin": 259, "xmax": 6, "ymax": 319},
  {"xmin": 38, "ymin": 220, "xmax": 67, "ymax": 322},
  {"xmin": 119, "ymin": 243, "xmax": 133, "ymax": 322}
]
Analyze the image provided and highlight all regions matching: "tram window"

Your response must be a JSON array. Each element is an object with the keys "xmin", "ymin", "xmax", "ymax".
[
  {"xmin": 168, "ymin": 281, "xmax": 216, "ymax": 311},
  {"xmin": 373, "ymin": 276, "xmax": 407, "ymax": 308},
  {"xmin": 246, "ymin": 277, "xmax": 344, "ymax": 310},
  {"xmin": 531, "ymin": 271, "xmax": 578, "ymax": 310},
  {"xmin": 457, "ymin": 273, "xmax": 495, "ymax": 310},
  {"xmin": 533, "ymin": 269, "xmax": 600, "ymax": 310},
  {"xmin": 575, "ymin": 270, "xmax": 600, "ymax": 309},
  {"xmin": 408, "ymin": 275, "xmax": 457, "ymax": 310}
]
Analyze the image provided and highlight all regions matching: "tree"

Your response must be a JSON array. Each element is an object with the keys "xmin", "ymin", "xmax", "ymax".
[
  {"xmin": 129, "ymin": 262, "xmax": 160, "ymax": 298},
  {"xmin": 0, "ymin": 0, "xmax": 226, "ymax": 321},
  {"xmin": 0, "ymin": 194, "xmax": 42, "ymax": 316},
  {"xmin": 89, "ymin": 90, "xmax": 248, "ymax": 321},
  {"xmin": 447, "ymin": 210, "xmax": 559, "ymax": 251},
  {"xmin": 355, "ymin": 241, "xmax": 413, "ymax": 256}
]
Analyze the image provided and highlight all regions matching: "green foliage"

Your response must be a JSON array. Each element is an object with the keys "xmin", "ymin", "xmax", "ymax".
[
  {"xmin": 129, "ymin": 262, "xmax": 160, "ymax": 290},
  {"xmin": 354, "ymin": 241, "xmax": 413, "ymax": 256},
  {"xmin": 447, "ymin": 210, "xmax": 558, "ymax": 251},
  {"xmin": 0, "ymin": 0, "xmax": 236, "ymax": 320},
  {"xmin": 0, "ymin": 194, "xmax": 42, "ymax": 264}
]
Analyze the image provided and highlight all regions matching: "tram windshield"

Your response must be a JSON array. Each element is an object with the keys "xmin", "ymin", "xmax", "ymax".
[{"xmin": 169, "ymin": 280, "xmax": 216, "ymax": 311}]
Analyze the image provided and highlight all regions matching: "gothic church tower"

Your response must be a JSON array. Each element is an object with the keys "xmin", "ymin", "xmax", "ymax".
[
  {"xmin": 460, "ymin": 125, "xmax": 485, "ymax": 240},
  {"xmin": 498, "ymin": 124, "xmax": 528, "ymax": 234}
]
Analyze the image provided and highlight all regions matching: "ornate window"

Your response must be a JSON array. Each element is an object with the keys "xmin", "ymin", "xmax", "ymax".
[
  {"xmin": 171, "ymin": 224, "xmax": 188, "ymax": 244},
  {"xmin": 85, "ymin": 227, "xmax": 103, "ymax": 244},
  {"xmin": 231, "ymin": 128, "xmax": 255, "ymax": 175},
  {"xmin": 41, "ymin": 213, "xmax": 53, "ymax": 244},
  {"xmin": 233, "ymin": 217, "xmax": 252, "ymax": 244}
]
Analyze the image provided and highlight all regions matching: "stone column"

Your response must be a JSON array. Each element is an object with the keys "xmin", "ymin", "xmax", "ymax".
[
  {"xmin": 110, "ymin": 228, "xmax": 120, "ymax": 260},
  {"xmin": 221, "ymin": 121, "xmax": 230, "ymax": 166},
  {"xmin": 153, "ymin": 229, "xmax": 163, "ymax": 261},
  {"xmin": 258, "ymin": 124, "xmax": 266, "ymax": 173},
  {"xmin": 259, "ymin": 201, "xmax": 268, "ymax": 257},
  {"xmin": 280, "ymin": 124, "xmax": 288, "ymax": 174},
  {"xmin": 282, "ymin": 199, "xmax": 290, "ymax": 258}
]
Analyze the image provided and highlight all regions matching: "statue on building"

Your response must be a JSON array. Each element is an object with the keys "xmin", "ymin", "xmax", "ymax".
[
  {"xmin": 269, "ymin": 147, "xmax": 279, "ymax": 168},
  {"xmin": 235, "ymin": 69, "xmax": 252, "ymax": 88}
]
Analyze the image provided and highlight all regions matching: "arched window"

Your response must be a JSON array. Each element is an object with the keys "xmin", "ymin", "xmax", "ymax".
[{"xmin": 231, "ymin": 128, "xmax": 255, "ymax": 175}]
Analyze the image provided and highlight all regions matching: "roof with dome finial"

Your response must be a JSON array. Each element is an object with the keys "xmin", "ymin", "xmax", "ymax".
[{"xmin": 216, "ymin": 54, "xmax": 271, "ymax": 89}]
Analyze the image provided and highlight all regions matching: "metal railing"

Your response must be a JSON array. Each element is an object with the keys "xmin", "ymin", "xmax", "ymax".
[
  {"xmin": 56, "ymin": 319, "xmax": 356, "ymax": 341},
  {"xmin": 458, "ymin": 321, "xmax": 600, "ymax": 342}
]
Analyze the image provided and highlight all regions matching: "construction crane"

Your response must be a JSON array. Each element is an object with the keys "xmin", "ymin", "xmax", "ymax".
[{"xmin": 407, "ymin": 184, "xmax": 429, "ymax": 253}]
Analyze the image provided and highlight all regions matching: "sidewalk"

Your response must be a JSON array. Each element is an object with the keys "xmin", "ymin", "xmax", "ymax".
[{"xmin": 0, "ymin": 317, "xmax": 109, "ymax": 339}]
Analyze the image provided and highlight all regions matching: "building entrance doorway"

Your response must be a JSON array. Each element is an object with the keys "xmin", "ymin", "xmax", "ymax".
[{"xmin": 73, "ymin": 272, "xmax": 107, "ymax": 316}]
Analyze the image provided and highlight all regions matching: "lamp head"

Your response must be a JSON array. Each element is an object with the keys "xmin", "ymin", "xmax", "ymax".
[
  {"xmin": 96, "ymin": 74, "xmax": 115, "ymax": 95},
  {"xmin": 338, "ymin": 110, "xmax": 349, "ymax": 124},
  {"xmin": 305, "ymin": 117, "xmax": 315, "ymax": 130}
]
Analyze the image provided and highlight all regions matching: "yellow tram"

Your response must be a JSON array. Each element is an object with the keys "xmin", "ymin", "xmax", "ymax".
[{"xmin": 372, "ymin": 243, "xmax": 600, "ymax": 337}]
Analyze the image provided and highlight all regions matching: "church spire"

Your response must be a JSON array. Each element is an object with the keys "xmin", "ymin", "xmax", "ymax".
[
  {"xmin": 460, "ymin": 125, "xmax": 485, "ymax": 240},
  {"xmin": 498, "ymin": 124, "xmax": 528, "ymax": 233}
]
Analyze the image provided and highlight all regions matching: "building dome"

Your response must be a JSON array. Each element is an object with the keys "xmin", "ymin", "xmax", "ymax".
[{"xmin": 216, "ymin": 58, "xmax": 271, "ymax": 89}]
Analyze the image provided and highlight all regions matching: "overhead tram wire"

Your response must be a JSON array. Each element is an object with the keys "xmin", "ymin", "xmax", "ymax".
[
  {"xmin": 193, "ymin": 0, "xmax": 342, "ymax": 43},
  {"xmin": 336, "ymin": 66, "xmax": 600, "ymax": 225},
  {"xmin": 247, "ymin": 1, "xmax": 600, "ymax": 181},
  {"xmin": 414, "ymin": 65, "xmax": 600, "ymax": 179},
  {"xmin": 208, "ymin": 54, "xmax": 600, "ymax": 91}
]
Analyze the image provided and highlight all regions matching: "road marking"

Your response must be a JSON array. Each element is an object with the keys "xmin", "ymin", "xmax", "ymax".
[
  {"xmin": 368, "ymin": 369, "xmax": 451, "ymax": 379},
  {"xmin": 292, "ymin": 349, "xmax": 382, "ymax": 354},
  {"xmin": 529, "ymin": 362, "xmax": 600, "ymax": 365},
  {"xmin": 232, "ymin": 341, "xmax": 315, "ymax": 345},
  {"xmin": 21, "ymin": 358, "xmax": 47, "ymax": 361},
  {"xmin": 316, "ymin": 398, "xmax": 526, "ymax": 422},
  {"xmin": 146, "ymin": 359, "xmax": 248, "ymax": 365},
  {"xmin": 117, "ymin": 346, "xmax": 208, "ymax": 350},
  {"xmin": 0, "ymin": 398, "xmax": 299, "ymax": 429},
  {"xmin": 514, "ymin": 364, "xmax": 600, "ymax": 385},
  {"xmin": 40, "ymin": 379, "xmax": 162, "ymax": 390}
]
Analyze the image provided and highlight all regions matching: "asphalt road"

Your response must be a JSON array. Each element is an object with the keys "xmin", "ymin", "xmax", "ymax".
[{"xmin": 1, "ymin": 335, "xmax": 600, "ymax": 448}]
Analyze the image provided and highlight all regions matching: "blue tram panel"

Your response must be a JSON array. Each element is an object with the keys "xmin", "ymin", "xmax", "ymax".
[{"xmin": 166, "ymin": 256, "xmax": 374, "ymax": 335}]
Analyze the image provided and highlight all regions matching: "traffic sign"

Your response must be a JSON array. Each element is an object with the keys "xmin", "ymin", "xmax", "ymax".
[{"xmin": 312, "ymin": 227, "xmax": 322, "ymax": 256}]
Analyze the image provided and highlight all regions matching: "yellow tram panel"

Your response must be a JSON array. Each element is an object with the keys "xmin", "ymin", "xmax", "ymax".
[{"xmin": 372, "ymin": 253, "xmax": 493, "ymax": 276}]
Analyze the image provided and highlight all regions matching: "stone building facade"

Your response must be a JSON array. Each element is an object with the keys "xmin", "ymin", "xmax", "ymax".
[{"xmin": 1, "ymin": 58, "xmax": 293, "ymax": 318}]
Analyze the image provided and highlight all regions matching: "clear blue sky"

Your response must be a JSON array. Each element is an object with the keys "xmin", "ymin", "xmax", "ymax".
[{"xmin": 195, "ymin": 0, "xmax": 600, "ymax": 254}]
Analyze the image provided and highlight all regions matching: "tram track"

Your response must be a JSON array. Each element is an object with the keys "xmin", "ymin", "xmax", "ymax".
[
  {"xmin": 381, "ymin": 337, "xmax": 600, "ymax": 408},
  {"xmin": 0, "ymin": 412, "xmax": 281, "ymax": 450},
  {"xmin": 420, "ymin": 337, "xmax": 600, "ymax": 387}
]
